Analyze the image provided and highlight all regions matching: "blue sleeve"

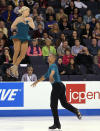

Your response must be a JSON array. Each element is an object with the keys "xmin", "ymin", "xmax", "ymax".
[
  {"xmin": 51, "ymin": 65, "xmax": 56, "ymax": 72},
  {"xmin": 44, "ymin": 71, "xmax": 49, "ymax": 79},
  {"xmin": 44, "ymin": 65, "xmax": 56, "ymax": 79}
]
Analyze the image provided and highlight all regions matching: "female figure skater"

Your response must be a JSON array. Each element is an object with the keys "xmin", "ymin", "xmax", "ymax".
[
  {"xmin": 31, "ymin": 53, "xmax": 82, "ymax": 130},
  {"xmin": 10, "ymin": 6, "xmax": 35, "ymax": 77}
]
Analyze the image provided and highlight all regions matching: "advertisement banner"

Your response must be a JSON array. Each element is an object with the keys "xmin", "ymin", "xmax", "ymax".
[
  {"xmin": 0, "ymin": 83, "xmax": 24, "ymax": 107},
  {"xmin": 0, "ymin": 82, "xmax": 100, "ymax": 110}
]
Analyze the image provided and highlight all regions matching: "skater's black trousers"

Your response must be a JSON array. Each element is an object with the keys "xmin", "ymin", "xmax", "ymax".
[{"xmin": 50, "ymin": 82, "xmax": 77, "ymax": 125}]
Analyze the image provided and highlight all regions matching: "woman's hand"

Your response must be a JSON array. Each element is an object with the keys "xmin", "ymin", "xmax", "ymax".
[
  {"xmin": 5, "ymin": 53, "xmax": 11, "ymax": 60},
  {"xmin": 60, "ymin": 71, "xmax": 66, "ymax": 75},
  {"xmin": 26, "ymin": 17, "xmax": 35, "ymax": 29}
]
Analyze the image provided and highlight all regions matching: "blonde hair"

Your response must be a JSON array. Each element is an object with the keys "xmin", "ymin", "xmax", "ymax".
[
  {"xmin": 46, "ymin": 6, "xmax": 55, "ymax": 14},
  {"xmin": 51, "ymin": 23, "xmax": 59, "ymax": 32},
  {"xmin": 18, "ymin": 6, "xmax": 30, "ymax": 14},
  {"xmin": 45, "ymin": 38, "xmax": 52, "ymax": 43}
]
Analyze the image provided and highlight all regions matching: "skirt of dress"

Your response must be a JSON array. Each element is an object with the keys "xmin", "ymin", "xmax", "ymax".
[{"xmin": 10, "ymin": 34, "xmax": 31, "ymax": 43}]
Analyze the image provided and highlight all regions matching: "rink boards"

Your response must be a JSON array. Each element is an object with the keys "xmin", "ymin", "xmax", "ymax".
[{"xmin": 0, "ymin": 81, "xmax": 100, "ymax": 116}]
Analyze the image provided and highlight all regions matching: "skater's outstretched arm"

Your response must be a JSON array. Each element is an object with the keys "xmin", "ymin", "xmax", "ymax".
[
  {"xmin": 31, "ymin": 76, "xmax": 45, "ymax": 87},
  {"xmin": 31, "ymin": 69, "xmax": 55, "ymax": 87}
]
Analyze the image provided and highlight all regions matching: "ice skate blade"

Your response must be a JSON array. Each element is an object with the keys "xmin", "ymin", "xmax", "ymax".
[{"xmin": 48, "ymin": 129, "xmax": 62, "ymax": 131}]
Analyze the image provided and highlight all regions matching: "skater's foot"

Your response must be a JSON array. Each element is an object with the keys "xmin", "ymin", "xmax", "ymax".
[
  {"xmin": 49, "ymin": 124, "xmax": 61, "ymax": 129},
  {"xmin": 76, "ymin": 109, "xmax": 82, "ymax": 120},
  {"xmin": 10, "ymin": 65, "xmax": 19, "ymax": 78}
]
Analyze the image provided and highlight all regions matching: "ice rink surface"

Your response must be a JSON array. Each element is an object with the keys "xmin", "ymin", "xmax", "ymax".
[{"xmin": 0, "ymin": 116, "xmax": 100, "ymax": 131}]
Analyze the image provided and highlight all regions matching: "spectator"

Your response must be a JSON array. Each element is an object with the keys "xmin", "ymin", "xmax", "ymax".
[
  {"xmin": 89, "ymin": 17, "xmax": 96, "ymax": 31},
  {"xmin": 61, "ymin": 0, "xmax": 70, "ymax": 8},
  {"xmin": 62, "ymin": 49, "xmax": 74, "ymax": 66},
  {"xmin": 71, "ymin": 39, "xmax": 84, "ymax": 56},
  {"xmin": 42, "ymin": 38, "xmax": 56, "ymax": 57},
  {"xmin": 1, "ymin": 4, "xmax": 16, "ymax": 24},
  {"xmin": 0, "ymin": 38, "xmax": 9, "ymax": 52},
  {"xmin": 33, "ymin": 2, "xmax": 40, "ymax": 11},
  {"xmin": 43, "ymin": 32, "xmax": 49, "ymax": 40},
  {"xmin": 72, "ymin": 16, "xmax": 85, "ymax": 31},
  {"xmin": 0, "ymin": 47, "xmax": 12, "ymax": 65},
  {"xmin": 83, "ymin": 10, "xmax": 93, "ymax": 24},
  {"xmin": 92, "ymin": 22, "xmax": 100, "ymax": 46},
  {"xmin": 94, "ymin": 49, "xmax": 100, "ymax": 68},
  {"xmin": 57, "ymin": 40, "xmax": 70, "ymax": 56},
  {"xmin": 30, "ymin": 8, "xmax": 39, "ymax": 20},
  {"xmin": 0, "ymin": 20, "xmax": 8, "ymax": 37},
  {"xmin": 0, "ymin": 40, "xmax": 4, "ymax": 59},
  {"xmin": 74, "ymin": 0, "xmax": 87, "ymax": 9},
  {"xmin": 88, "ymin": 38, "xmax": 99, "ymax": 56},
  {"xmin": 59, "ymin": 16, "xmax": 71, "ymax": 31},
  {"xmin": 36, "ymin": 32, "xmax": 50, "ymax": 47},
  {"xmin": 57, "ymin": 57, "xmax": 67, "ymax": 75},
  {"xmin": 86, "ymin": 0, "xmax": 98, "ymax": 15},
  {"xmin": 3, "ymin": 68, "xmax": 17, "ymax": 81},
  {"xmin": 27, "ymin": 39, "xmax": 42, "ymax": 56},
  {"xmin": 56, "ymin": 33, "xmax": 66, "ymax": 48},
  {"xmin": 7, "ymin": 0, "xmax": 15, "ymax": 7},
  {"xmin": 0, "ymin": 39, "xmax": 7, "ymax": 59},
  {"xmin": 0, "ymin": 39, "xmax": 5, "ymax": 49},
  {"xmin": 66, "ymin": 58, "xmax": 81, "ymax": 75},
  {"xmin": 56, "ymin": 8, "xmax": 68, "ymax": 22},
  {"xmin": 75, "ymin": 47, "xmax": 94, "ymax": 74},
  {"xmin": 0, "ymin": 31, "xmax": 7, "ymax": 40},
  {"xmin": 70, "ymin": 8, "xmax": 79, "ymax": 22},
  {"xmin": 0, "ymin": 47, "xmax": 12, "ymax": 75},
  {"xmin": 31, "ymin": 6, "xmax": 44, "ymax": 20},
  {"xmin": 45, "ymin": 15, "xmax": 56, "ymax": 30},
  {"xmin": 39, "ymin": 0, "xmax": 47, "ymax": 8},
  {"xmin": 46, "ymin": 6, "xmax": 55, "ymax": 20},
  {"xmin": 12, "ymin": 0, "xmax": 19, "ymax": 6},
  {"xmin": 0, "ymin": 0, "xmax": 7, "ymax": 15},
  {"xmin": 95, "ymin": 10, "xmax": 100, "ymax": 22},
  {"xmin": 69, "ymin": 7, "xmax": 79, "ymax": 21},
  {"xmin": 33, "ymin": 23, "xmax": 46, "ymax": 39},
  {"xmin": 49, "ymin": 23, "xmax": 61, "ymax": 44},
  {"xmin": 14, "ymin": 0, "xmax": 24, "ymax": 15},
  {"xmin": 81, "ymin": 23, "xmax": 92, "ymax": 39},
  {"xmin": 34, "ymin": 15, "xmax": 44, "ymax": 30},
  {"xmin": 64, "ymin": 1, "xmax": 75, "ymax": 15},
  {"xmin": 69, "ymin": 31, "xmax": 78, "ymax": 47},
  {"xmin": 21, "ymin": 65, "xmax": 37, "ymax": 82}
]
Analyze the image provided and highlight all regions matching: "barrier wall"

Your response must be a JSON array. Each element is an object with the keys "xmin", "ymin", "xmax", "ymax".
[{"xmin": 0, "ymin": 81, "xmax": 100, "ymax": 116}]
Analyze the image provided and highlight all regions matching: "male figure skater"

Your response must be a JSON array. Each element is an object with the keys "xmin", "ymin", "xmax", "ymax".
[{"xmin": 31, "ymin": 53, "xmax": 82, "ymax": 130}]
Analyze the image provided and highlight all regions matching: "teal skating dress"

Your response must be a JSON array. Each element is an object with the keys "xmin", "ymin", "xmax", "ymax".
[{"xmin": 10, "ymin": 21, "xmax": 31, "ymax": 43}]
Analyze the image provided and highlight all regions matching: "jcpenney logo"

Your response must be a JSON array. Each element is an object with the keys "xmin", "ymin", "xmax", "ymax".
[{"xmin": 66, "ymin": 84, "xmax": 100, "ymax": 104}]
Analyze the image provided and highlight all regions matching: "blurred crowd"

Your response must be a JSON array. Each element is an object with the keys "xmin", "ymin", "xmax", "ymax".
[{"xmin": 0, "ymin": 0, "xmax": 100, "ymax": 81}]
